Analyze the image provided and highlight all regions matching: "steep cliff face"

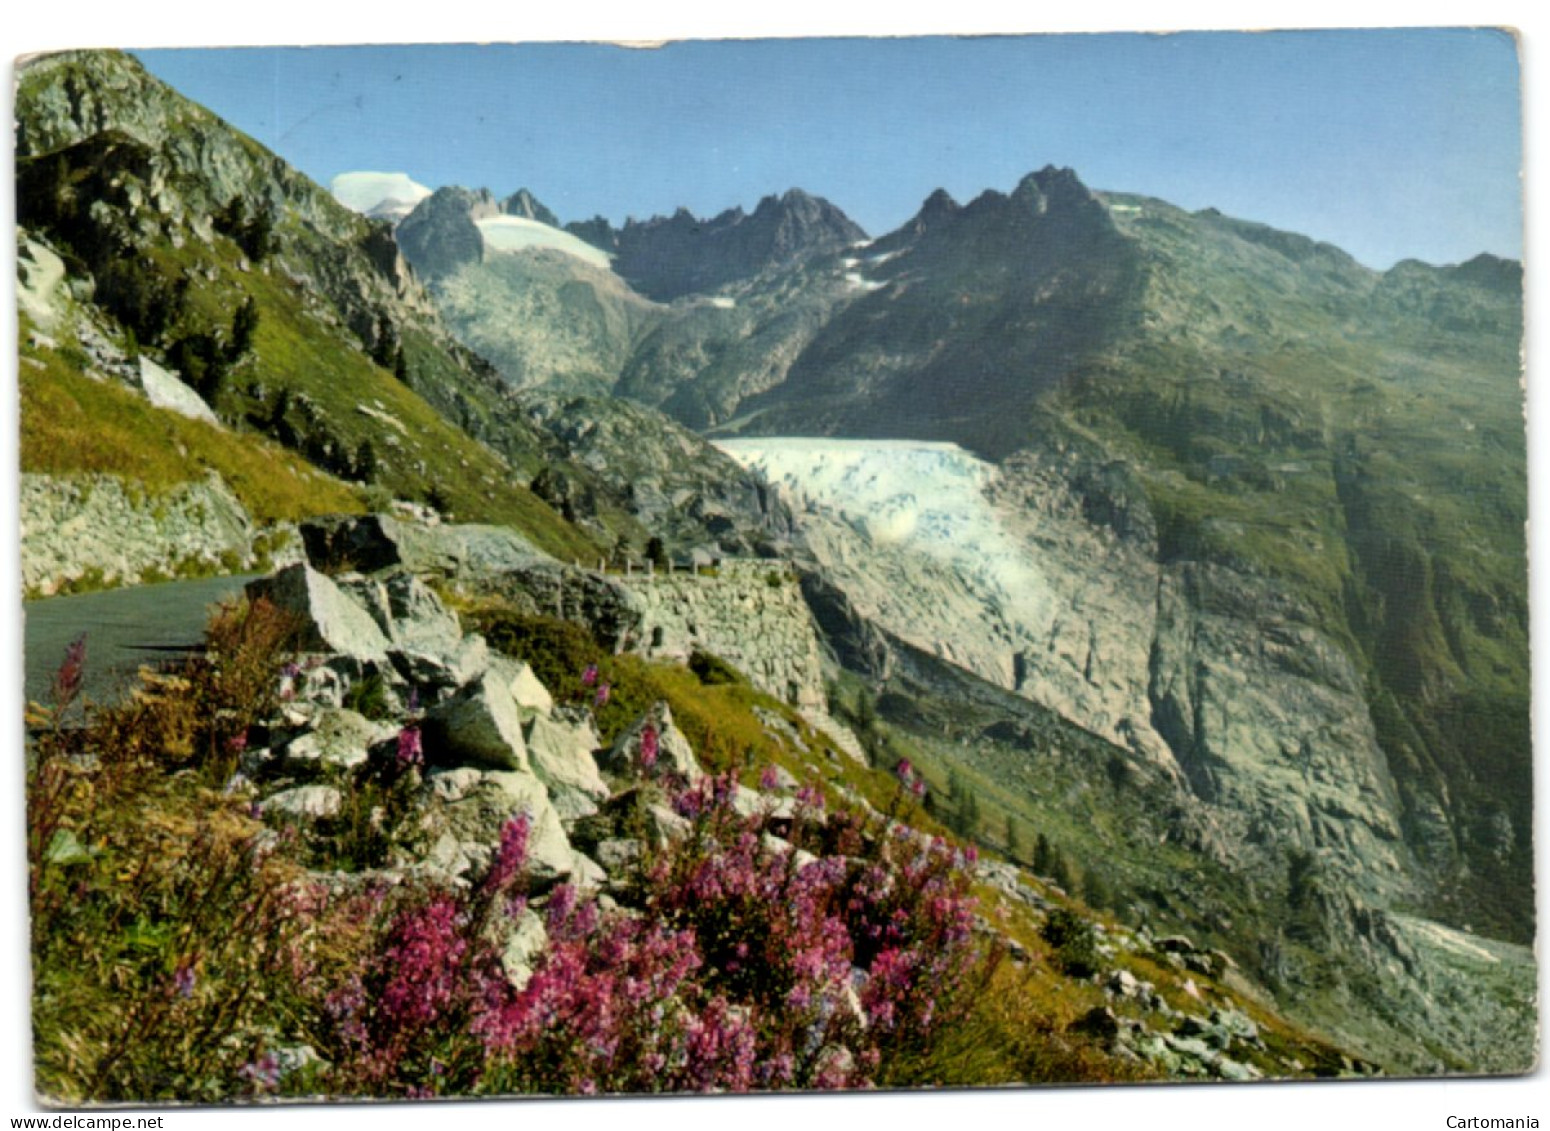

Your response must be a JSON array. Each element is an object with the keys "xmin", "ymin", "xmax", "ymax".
[
  {"xmin": 17, "ymin": 51, "xmax": 438, "ymax": 338},
  {"xmin": 16, "ymin": 50, "xmax": 793, "ymax": 566}
]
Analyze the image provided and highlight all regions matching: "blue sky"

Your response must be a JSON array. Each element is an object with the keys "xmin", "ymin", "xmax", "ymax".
[{"xmin": 134, "ymin": 30, "xmax": 1520, "ymax": 270}]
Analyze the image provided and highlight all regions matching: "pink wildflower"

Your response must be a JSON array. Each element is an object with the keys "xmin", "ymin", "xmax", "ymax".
[
  {"xmin": 594, "ymin": 682, "xmax": 611, "ymax": 708},
  {"xmin": 581, "ymin": 664, "xmax": 599, "ymax": 687},
  {"xmin": 639, "ymin": 724, "xmax": 659, "ymax": 770}
]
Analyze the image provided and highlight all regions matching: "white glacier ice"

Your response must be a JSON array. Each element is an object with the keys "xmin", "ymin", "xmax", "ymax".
[{"xmin": 475, "ymin": 216, "xmax": 614, "ymax": 270}]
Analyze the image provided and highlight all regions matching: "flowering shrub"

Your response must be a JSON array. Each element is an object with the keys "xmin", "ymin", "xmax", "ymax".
[
  {"xmin": 28, "ymin": 613, "xmax": 995, "ymax": 1101},
  {"xmin": 294, "ymin": 764, "xmax": 990, "ymax": 1097}
]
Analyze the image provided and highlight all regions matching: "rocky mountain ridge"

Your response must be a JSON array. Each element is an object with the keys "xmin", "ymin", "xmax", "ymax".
[{"xmin": 567, "ymin": 187, "xmax": 867, "ymax": 301}]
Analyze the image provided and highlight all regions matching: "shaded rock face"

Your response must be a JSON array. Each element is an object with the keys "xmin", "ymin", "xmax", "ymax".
[
  {"xmin": 502, "ymin": 188, "xmax": 561, "ymax": 228},
  {"xmin": 248, "ymin": 564, "xmax": 393, "ymax": 663},
  {"xmin": 515, "ymin": 393, "xmax": 798, "ymax": 554},
  {"xmin": 396, "ymin": 186, "xmax": 498, "ymax": 281},
  {"xmin": 423, "ymin": 671, "xmax": 531, "ymax": 772},
  {"xmin": 1148, "ymin": 562, "xmax": 1407, "ymax": 903}
]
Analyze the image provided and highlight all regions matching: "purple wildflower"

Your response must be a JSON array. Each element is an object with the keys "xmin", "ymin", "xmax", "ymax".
[
  {"xmin": 894, "ymin": 758, "xmax": 915, "ymax": 784},
  {"xmin": 594, "ymin": 682, "xmax": 611, "ymax": 709},
  {"xmin": 239, "ymin": 1051, "xmax": 282, "ymax": 1091},
  {"xmin": 396, "ymin": 725, "xmax": 424, "ymax": 769},
  {"xmin": 172, "ymin": 960, "xmax": 197, "ymax": 999},
  {"xmin": 759, "ymin": 765, "xmax": 780, "ymax": 791},
  {"xmin": 639, "ymin": 724, "xmax": 659, "ymax": 770},
  {"xmin": 51, "ymin": 633, "xmax": 87, "ymax": 706},
  {"xmin": 581, "ymin": 664, "xmax": 599, "ymax": 688}
]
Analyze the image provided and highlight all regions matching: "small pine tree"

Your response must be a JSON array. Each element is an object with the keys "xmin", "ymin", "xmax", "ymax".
[
  {"xmin": 354, "ymin": 439, "xmax": 379, "ymax": 484},
  {"xmin": 646, "ymin": 536, "xmax": 669, "ymax": 571},
  {"xmin": 1082, "ymin": 868, "xmax": 1114, "ymax": 911},
  {"xmin": 958, "ymin": 789, "xmax": 982, "ymax": 836},
  {"xmin": 229, "ymin": 297, "xmax": 259, "ymax": 360},
  {"xmin": 1049, "ymin": 850, "xmax": 1074, "ymax": 894},
  {"xmin": 854, "ymin": 689, "xmax": 878, "ymax": 737},
  {"xmin": 239, "ymin": 209, "xmax": 274, "ymax": 262},
  {"xmin": 1033, "ymin": 833, "xmax": 1054, "ymax": 877}
]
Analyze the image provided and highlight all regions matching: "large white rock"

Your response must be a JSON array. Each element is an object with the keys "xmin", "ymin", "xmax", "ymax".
[
  {"xmin": 524, "ymin": 713, "xmax": 608, "ymax": 817},
  {"xmin": 263, "ymin": 784, "xmax": 343, "ymax": 822},
  {"xmin": 487, "ymin": 655, "xmax": 555, "ymax": 715},
  {"xmin": 280, "ymin": 707, "xmax": 397, "ymax": 774},
  {"xmin": 428, "ymin": 768, "xmax": 576, "ymax": 886},
  {"xmin": 138, "ymin": 356, "xmax": 219, "ymax": 425},
  {"xmin": 501, "ymin": 908, "xmax": 549, "ymax": 990},
  {"xmin": 247, "ymin": 564, "xmax": 392, "ymax": 663},
  {"xmin": 482, "ymin": 770, "xmax": 575, "ymax": 881},
  {"xmin": 383, "ymin": 572, "xmax": 464, "ymax": 654}
]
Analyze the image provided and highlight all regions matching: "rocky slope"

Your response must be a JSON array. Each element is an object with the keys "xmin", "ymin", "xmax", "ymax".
[{"xmin": 722, "ymin": 436, "xmax": 1410, "ymax": 910}]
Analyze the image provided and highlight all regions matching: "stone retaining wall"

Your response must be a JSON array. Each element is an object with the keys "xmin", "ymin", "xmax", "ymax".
[
  {"xmin": 21, "ymin": 471, "xmax": 297, "ymax": 595},
  {"xmin": 617, "ymin": 560, "xmax": 827, "ymax": 710}
]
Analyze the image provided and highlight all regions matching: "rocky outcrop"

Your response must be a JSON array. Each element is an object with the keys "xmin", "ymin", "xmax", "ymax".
[
  {"xmin": 248, "ymin": 564, "xmax": 393, "ymax": 662},
  {"xmin": 21, "ymin": 471, "xmax": 296, "ymax": 596},
  {"xmin": 501, "ymin": 189, "xmax": 561, "ymax": 229},
  {"xmin": 135, "ymin": 357, "xmax": 216, "ymax": 424},
  {"xmin": 515, "ymin": 393, "xmax": 798, "ymax": 554},
  {"xmin": 299, "ymin": 514, "xmax": 542, "ymax": 578}
]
